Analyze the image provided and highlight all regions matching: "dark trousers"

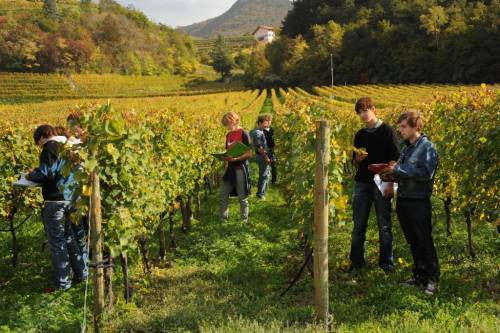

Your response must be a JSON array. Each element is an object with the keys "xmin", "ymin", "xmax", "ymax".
[
  {"xmin": 350, "ymin": 182, "xmax": 394, "ymax": 269},
  {"xmin": 396, "ymin": 198, "xmax": 440, "ymax": 283},
  {"xmin": 269, "ymin": 150, "xmax": 277, "ymax": 184}
]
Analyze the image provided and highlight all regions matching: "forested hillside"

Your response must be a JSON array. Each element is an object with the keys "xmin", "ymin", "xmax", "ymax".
[
  {"xmin": 244, "ymin": 0, "xmax": 500, "ymax": 86},
  {"xmin": 0, "ymin": 0, "xmax": 198, "ymax": 75}
]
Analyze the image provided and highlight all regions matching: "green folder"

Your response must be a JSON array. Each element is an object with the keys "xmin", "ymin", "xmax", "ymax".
[{"xmin": 212, "ymin": 142, "xmax": 251, "ymax": 161}]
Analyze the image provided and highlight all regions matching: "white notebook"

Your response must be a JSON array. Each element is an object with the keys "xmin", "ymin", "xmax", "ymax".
[
  {"xmin": 14, "ymin": 173, "xmax": 41, "ymax": 188},
  {"xmin": 374, "ymin": 174, "xmax": 397, "ymax": 195}
]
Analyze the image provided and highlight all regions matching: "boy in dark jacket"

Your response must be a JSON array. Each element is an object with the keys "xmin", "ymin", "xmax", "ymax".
[
  {"xmin": 27, "ymin": 125, "xmax": 87, "ymax": 291},
  {"xmin": 349, "ymin": 97, "xmax": 400, "ymax": 274},
  {"xmin": 263, "ymin": 115, "xmax": 277, "ymax": 185}
]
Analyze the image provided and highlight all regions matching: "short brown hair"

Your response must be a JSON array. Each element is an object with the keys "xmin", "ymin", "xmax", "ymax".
[
  {"xmin": 398, "ymin": 109, "xmax": 424, "ymax": 131},
  {"xmin": 33, "ymin": 125, "xmax": 56, "ymax": 144},
  {"xmin": 55, "ymin": 126, "xmax": 70, "ymax": 138},
  {"xmin": 355, "ymin": 97, "xmax": 375, "ymax": 113},
  {"xmin": 257, "ymin": 114, "xmax": 272, "ymax": 124}
]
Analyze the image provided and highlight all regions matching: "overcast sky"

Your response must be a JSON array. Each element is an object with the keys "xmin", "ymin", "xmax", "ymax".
[{"xmin": 115, "ymin": 0, "xmax": 237, "ymax": 27}]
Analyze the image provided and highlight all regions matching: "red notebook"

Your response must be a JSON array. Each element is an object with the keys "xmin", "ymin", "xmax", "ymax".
[{"xmin": 368, "ymin": 163, "xmax": 391, "ymax": 174}]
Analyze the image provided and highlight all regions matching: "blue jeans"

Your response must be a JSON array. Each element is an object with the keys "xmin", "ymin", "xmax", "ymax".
[
  {"xmin": 256, "ymin": 155, "xmax": 270, "ymax": 198},
  {"xmin": 69, "ymin": 216, "xmax": 89, "ymax": 279},
  {"xmin": 349, "ymin": 182, "xmax": 394, "ymax": 269},
  {"xmin": 43, "ymin": 201, "xmax": 88, "ymax": 290}
]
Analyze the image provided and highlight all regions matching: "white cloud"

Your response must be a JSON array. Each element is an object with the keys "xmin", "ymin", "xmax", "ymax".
[{"xmin": 115, "ymin": 0, "xmax": 236, "ymax": 27}]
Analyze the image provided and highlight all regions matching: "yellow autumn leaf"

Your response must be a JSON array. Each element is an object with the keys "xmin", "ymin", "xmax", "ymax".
[{"xmin": 82, "ymin": 185, "xmax": 92, "ymax": 197}]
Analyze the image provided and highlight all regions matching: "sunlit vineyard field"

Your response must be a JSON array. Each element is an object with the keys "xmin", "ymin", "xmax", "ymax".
[
  {"xmin": 0, "ymin": 77, "xmax": 498, "ymax": 333},
  {"xmin": 0, "ymin": 91, "xmax": 261, "ymax": 126},
  {"xmin": 278, "ymin": 84, "xmax": 499, "ymax": 227},
  {"xmin": 0, "ymin": 68, "xmax": 242, "ymax": 103},
  {"xmin": 193, "ymin": 36, "xmax": 256, "ymax": 54}
]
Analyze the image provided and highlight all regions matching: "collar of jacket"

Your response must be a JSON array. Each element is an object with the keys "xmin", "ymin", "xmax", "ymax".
[
  {"xmin": 364, "ymin": 119, "xmax": 383, "ymax": 133},
  {"xmin": 404, "ymin": 134, "xmax": 426, "ymax": 147}
]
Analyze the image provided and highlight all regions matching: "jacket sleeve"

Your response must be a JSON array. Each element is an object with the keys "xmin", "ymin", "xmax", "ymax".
[
  {"xmin": 352, "ymin": 131, "xmax": 361, "ymax": 162},
  {"xmin": 394, "ymin": 143, "xmax": 438, "ymax": 181},
  {"xmin": 27, "ymin": 167, "xmax": 47, "ymax": 183},
  {"xmin": 27, "ymin": 147, "xmax": 57, "ymax": 183},
  {"xmin": 253, "ymin": 131, "xmax": 265, "ymax": 149},
  {"xmin": 242, "ymin": 130, "xmax": 251, "ymax": 146}
]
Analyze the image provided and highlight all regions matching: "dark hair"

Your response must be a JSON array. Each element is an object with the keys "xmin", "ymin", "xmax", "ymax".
[
  {"xmin": 398, "ymin": 109, "xmax": 424, "ymax": 131},
  {"xmin": 55, "ymin": 126, "xmax": 70, "ymax": 138},
  {"xmin": 355, "ymin": 97, "xmax": 375, "ymax": 114},
  {"xmin": 33, "ymin": 125, "xmax": 56, "ymax": 144},
  {"xmin": 257, "ymin": 114, "xmax": 272, "ymax": 124}
]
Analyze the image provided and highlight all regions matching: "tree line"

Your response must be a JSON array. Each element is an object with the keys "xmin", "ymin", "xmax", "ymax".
[{"xmin": 243, "ymin": 0, "xmax": 500, "ymax": 87}]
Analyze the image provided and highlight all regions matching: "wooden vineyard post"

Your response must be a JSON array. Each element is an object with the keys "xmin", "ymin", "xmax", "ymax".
[
  {"xmin": 313, "ymin": 120, "xmax": 330, "ymax": 329},
  {"xmin": 91, "ymin": 169, "xmax": 105, "ymax": 332}
]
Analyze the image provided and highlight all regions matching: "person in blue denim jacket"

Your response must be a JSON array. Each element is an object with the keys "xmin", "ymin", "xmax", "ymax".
[
  {"xmin": 383, "ymin": 109, "xmax": 440, "ymax": 296},
  {"xmin": 250, "ymin": 115, "xmax": 272, "ymax": 199}
]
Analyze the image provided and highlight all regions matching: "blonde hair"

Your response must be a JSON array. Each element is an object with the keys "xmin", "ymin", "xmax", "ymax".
[{"xmin": 222, "ymin": 112, "xmax": 240, "ymax": 126}]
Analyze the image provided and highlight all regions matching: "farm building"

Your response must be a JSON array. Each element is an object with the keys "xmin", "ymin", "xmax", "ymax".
[{"xmin": 253, "ymin": 25, "xmax": 275, "ymax": 43}]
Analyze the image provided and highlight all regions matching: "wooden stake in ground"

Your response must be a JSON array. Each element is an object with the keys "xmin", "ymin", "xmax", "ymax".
[
  {"xmin": 313, "ymin": 120, "xmax": 330, "ymax": 329},
  {"xmin": 91, "ymin": 170, "xmax": 105, "ymax": 332}
]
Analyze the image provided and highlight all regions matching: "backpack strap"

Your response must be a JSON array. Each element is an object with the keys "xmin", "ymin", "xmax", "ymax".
[{"xmin": 242, "ymin": 130, "xmax": 250, "ymax": 146}]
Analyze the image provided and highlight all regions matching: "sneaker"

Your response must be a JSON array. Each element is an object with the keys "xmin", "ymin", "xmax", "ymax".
[
  {"xmin": 424, "ymin": 281, "xmax": 438, "ymax": 296},
  {"xmin": 256, "ymin": 195, "xmax": 265, "ymax": 200},
  {"xmin": 402, "ymin": 277, "xmax": 424, "ymax": 287}
]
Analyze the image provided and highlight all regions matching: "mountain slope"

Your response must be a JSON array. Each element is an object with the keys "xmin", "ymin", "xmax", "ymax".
[{"xmin": 179, "ymin": 0, "xmax": 292, "ymax": 38}]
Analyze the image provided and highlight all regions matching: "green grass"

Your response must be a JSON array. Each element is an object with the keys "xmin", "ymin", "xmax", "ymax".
[
  {"xmin": 103, "ymin": 181, "xmax": 499, "ymax": 333},
  {"xmin": 0, "ymin": 179, "xmax": 498, "ymax": 332},
  {"xmin": 0, "ymin": 217, "xmax": 87, "ymax": 332},
  {"xmin": 260, "ymin": 96, "xmax": 275, "ymax": 114},
  {"xmin": 102, "ymin": 187, "xmax": 315, "ymax": 333}
]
